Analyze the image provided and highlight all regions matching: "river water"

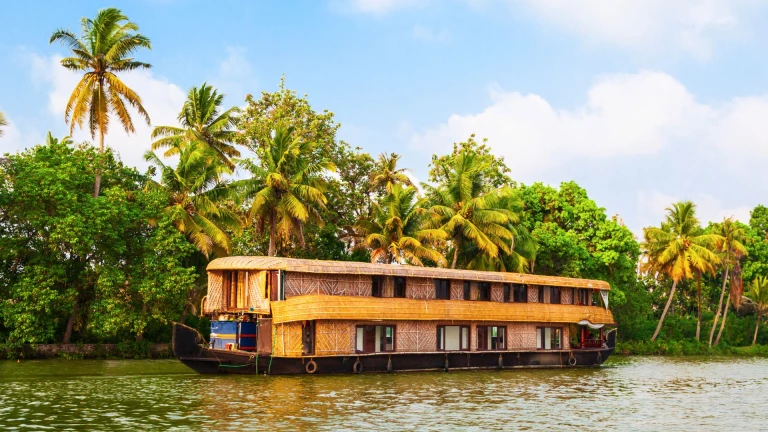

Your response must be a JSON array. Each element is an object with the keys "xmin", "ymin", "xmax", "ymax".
[{"xmin": 0, "ymin": 356, "xmax": 766, "ymax": 431}]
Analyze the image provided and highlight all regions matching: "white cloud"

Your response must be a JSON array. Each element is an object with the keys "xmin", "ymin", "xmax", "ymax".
[
  {"xmin": 515, "ymin": 0, "xmax": 753, "ymax": 59},
  {"xmin": 412, "ymin": 25, "xmax": 451, "ymax": 43},
  {"xmin": 0, "ymin": 114, "xmax": 44, "ymax": 155},
  {"xmin": 210, "ymin": 46, "xmax": 256, "ymax": 103},
  {"xmin": 344, "ymin": 0, "xmax": 428, "ymax": 14},
  {"xmin": 30, "ymin": 54, "xmax": 186, "ymax": 171},
  {"xmin": 410, "ymin": 70, "xmax": 768, "ymax": 233}
]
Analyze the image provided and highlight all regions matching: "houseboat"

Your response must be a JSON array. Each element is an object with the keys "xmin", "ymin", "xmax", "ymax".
[{"xmin": 173, "ymin": 256, "xmax": 616, "ymax": 375}]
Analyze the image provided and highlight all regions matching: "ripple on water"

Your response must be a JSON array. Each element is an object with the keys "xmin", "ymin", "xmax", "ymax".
[{"xmin": 0, "ymin": 357, "xmax": 767, "ymax": 430}]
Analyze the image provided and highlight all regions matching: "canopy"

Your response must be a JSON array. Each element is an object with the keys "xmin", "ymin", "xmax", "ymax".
[{"xmin": 578, "ymin": 320, "xmax": 605, "ymax": 329}]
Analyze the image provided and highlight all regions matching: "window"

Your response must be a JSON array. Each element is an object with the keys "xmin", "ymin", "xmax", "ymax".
[
  {"xmin": 536, "ymin": 327, "xmax": 562, "ymax": 350},
  {"xmin": 437, "ymin": 325, "xmax": 470, "ymax": 351},
  {"xmin": 372, "ymin": 276, "xmax": 383, "ymax": 298},
  {"xmin": 223, "ymin": 271, "xmax": 248, "ymax": 309},
  {"xmin": 356, "ymin": 325, "xmax": 396, "ymax": 353},
  {"xmin": 550, "ymin": 287, "xmax": 561, "ymax": 304},
  {"xmin": 302, "ymin": 321, "xmax": 315, "ymax": 355},
  {"xmin": 503, "ymin": 284, "xmax": 511, "ymax": 302},
  {"xmin": 513, "ymin": 284, "xmax": 527, "ymax": 303},
  {"xmin": 537, "ymin": 287, "xmax": 544, "ymax": 303},
  {"xmin": 434, "ymin": 279, "xmax": 450, "ymax": 300},
  {"xmin": 575, "ymin": 288, "xmax": 593, "ymax": 306},
  {"xmin": 478, "ymin": 282, "xmax": 491, "ymax": 301},
  {"xmin": 394, "ymin": 277, "xmax": 407, "ymax": 298},
  {"xmin": 463, "ymin": 281, "xmax": 471, "ymax": 300},
  {"xmin": 477, "ymin": 326, "xmax": 506, "ymax": 350}
]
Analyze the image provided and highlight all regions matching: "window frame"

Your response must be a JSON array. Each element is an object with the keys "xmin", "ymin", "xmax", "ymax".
[
  {"xmin": 550, "ymin": 286, "xmax": 561, "ymax": 304},
  {"xmin": 537, "ymin": 286, "xmax": 544, "ymax": 303},
  {"xmin": 394, "ymin": 277, "xmax": 407, "ymax": 298},
  {"xmin": 434, "ymin": 279, "xmax": 450, "ymax": 300},
  {"xmin": 355, "ymin": 324, "xmax": 397, "ymax": 353},
  {"xmin": 463, "ymin": 281, "xmax": 471, "ymax": 300},
  {"xmin": 476, "ymin": 325, "xmax": 506, "ymax": 351},
  {"xmin": 478, "ymin": 282, "xmax": 491, "ymax": 301},
  {"xmin": 536, "ymin": 326, "xmax": 563, "ymax": 350},
  {"xmin": 513, "ymin": 284, "xmax": 528, "ymax": 303},
  {"xmin": 436, "ymin": 325, "xmax": 470, "ymax": 351},
  {"xmin": 503, "ymin": 284, "xmax": 511, "ymax": 302},
  {"xmin": 372, "ymin": 275, "xmax": 383, "ymax": 298},
  {"xmin": 223, "ymin": 270, "xmax": 248, "ymax": 310}
]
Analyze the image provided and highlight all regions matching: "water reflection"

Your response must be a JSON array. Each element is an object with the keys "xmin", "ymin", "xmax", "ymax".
[{"xmin": 0, "ymin": 357, "xmax": 766, "ymax": 430}]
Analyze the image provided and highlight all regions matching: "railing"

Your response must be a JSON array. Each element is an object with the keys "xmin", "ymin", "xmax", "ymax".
[{"xmin": 582, "ymin": 339, "xmax": 604, "ymax": 349}]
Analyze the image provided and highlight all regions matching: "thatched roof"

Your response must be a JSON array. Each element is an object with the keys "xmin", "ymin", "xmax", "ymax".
[{"xmin": 208, "ymin": 256, "xmax": 611, "ymax": 290}]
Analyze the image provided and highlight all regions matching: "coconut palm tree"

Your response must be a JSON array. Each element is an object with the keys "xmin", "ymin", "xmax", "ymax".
[
  {"xmin": 0, "ymin": 112, "xmax": 7, "ymax": 137},
  {"xmin": 370, "ymin": 152, "xmax": 413, "ymax": 194},
  {"xmin": 235, "ymin": 125, "xmax": 335, "ymax": 256},
  {"xmin": 50, "ymin": 7, "xmax": 151, "ymax": 197},
  {"xmin": 144, "ymin": 143, "xmax": 241, "ymax": 258},
  {"xmin": 642, "ymin": 201, "xmax": 722, "ymax": 342},
  {"xmin": 426, "ymin": 150, "xmax": 518, "ymax": 269},
  {"xmin": 151, "ymin": 83, "xmax": 240, "ymax": 169},
  {"xmin": 43, "ymin": 131, "xmax": 74, "ymax": 147},
  {"xmin": 355, "ymin": 185, "xmax": 446, "ymax": 266},
  {"xmin": 709, "ymin": 218, "xmax": 748, "ymax": 345},
  {"xmin": 745, "ymin": 276, "xmax": 768, "ymax": 346}
]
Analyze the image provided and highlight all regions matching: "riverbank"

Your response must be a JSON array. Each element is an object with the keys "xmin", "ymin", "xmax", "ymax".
[
  {"xmin": 616, "ymin": 339, "xmax": 768, "ymax": 356},
  {"xmin": 2, "ymin": 342, "xmax": 173, "ymax": 360}
]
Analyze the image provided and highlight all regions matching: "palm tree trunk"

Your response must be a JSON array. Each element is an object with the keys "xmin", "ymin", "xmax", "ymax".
[
  {"xmin": 136, "ymin": 302, "xmax": 148, "ymax": 342},
  {"xmin": 651, "ymin": 280, "xmax": 678, "ymax": 342},
  {"xmin": 268, "ymin": 209, "xmax": 276, "ymax": 256},
  {"xmin": 715, "ymin": 295, "xmax": 731, "ymax": 346},
  {"xmin": 753, "ymin": 314, "xmax": 761, "ymax": 346},
  {"xmin": 696, "ymin": 277, "xmax": 702, "ymax": 340},
  {"xmin": 709, "ymin": 267, "xmax": 729, "ymax": 346},
  {"xmin": 451, "ymin": 236, "xmax": 462, "ymax": 269},
  {"xmin": 93, "ymin": 128, "xmax": 104, "ymax": 198}
]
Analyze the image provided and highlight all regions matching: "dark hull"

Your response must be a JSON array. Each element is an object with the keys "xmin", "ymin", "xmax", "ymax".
[{"xmin": 173, "ymin": 323, "xmax": 615, "ymax": 375}]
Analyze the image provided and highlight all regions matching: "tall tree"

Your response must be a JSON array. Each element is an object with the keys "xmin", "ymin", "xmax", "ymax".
[
  {"xmin": 642, "ymin": 201, "xmax": 722, "ymax": 341},
  {"xmin": 708, "ymin": 218, "xmax": 748, "ymax": 345},
  {"xmin": 426, "ymin": 150, "xmax": 518, "ymax": 269},
  {"xmin": 151, "ymin": 83, "xmax": 240, "ymax": 169},
  {"xmin": 235, "ymin": 126, "xmax": 335, "ymax": 256},
  {"xmin": 355, "ymin": 185, "xmax": 445, "ymax": 265},
  {"xmin": 50, "ymin": 7, "xmax": 151, "ymax": 197},
  {"xmin": 746, "ymin": 276, "xmax": 768, "ymax": 346},
  {"xmin": 144, "ymin": 144, "xmax": 241, "ymax": 258},
  {"xmin": 0, "ymin": 112, "xmax": 6, "ymax": 137},
  {"xmin": 370, "ymin": 152, "xmax": 413, "ymax": 194}
]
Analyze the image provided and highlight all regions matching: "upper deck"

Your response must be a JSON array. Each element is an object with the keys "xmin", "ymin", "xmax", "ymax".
[{"xmin": 203, "ymin": 257, "xmax": 614, "ymax": 326}]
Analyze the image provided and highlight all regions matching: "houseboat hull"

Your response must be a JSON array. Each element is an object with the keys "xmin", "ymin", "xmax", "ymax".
[{"xmin": 173, "ymin": 323, "xmax": 615, "ymax": 375}]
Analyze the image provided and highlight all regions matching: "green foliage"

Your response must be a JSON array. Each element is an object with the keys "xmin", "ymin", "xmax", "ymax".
[{"xmin": 0, "ymin": 139, "xmax": 196, "ymax": 347}]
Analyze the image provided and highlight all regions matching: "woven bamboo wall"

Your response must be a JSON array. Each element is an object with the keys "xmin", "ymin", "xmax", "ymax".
[
  {"xmin": 204, "ymin": 272, "xmax": 224, "ymax": 313},
  {"xmin": 285, "ymin": 272, "xmax": 373, "ymax": 298},
  {"xmin": 248, "ymin": 271, "xmax": 271, "ymax": 314},
  {"xmin": 315, "ymin": 321, "xmax": 355, "ymax": 356},
  {"xmin": 273, "ymin": 322, "xmax": 303, "ymax": 357},
  {"xmin": 491, "ymin": 283, "xmax": 504, "ymax": 302},
  {"xmin": 450, "ymin": 280, "xmax": 464, "ymax": 300},
  {"xmin": 407, "ymin": 278, "xmax": 436, "ymax": 300},
  {"xmin": 562, "ymin": 288, "xmax": 573, "ymax": 305},
  {"xmin": 528, "ymin": 286, "xmax": 539, "ymax": 303}
]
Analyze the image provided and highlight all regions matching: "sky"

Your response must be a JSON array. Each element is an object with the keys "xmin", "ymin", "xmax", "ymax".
[{"xmin": 1, "ymin": 0, "xmax": 768, "ymax": 237}]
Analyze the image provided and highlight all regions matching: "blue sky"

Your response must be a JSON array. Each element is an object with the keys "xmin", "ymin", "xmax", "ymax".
[{"xmin": 2, "ymin": 0, "xmax": 768, "ymax": 235}]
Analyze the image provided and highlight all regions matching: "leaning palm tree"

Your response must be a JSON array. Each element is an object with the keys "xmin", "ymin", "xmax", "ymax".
[
  {"xmin": 235, "ymin": 125, "xmax": 335, "ymax": 256},
  {"xmin": 745, "ymin": 276, "xmax": 768, "ymax": 346},
  {"xmin": 355, "ymin": 185, "xmax": 446, "ymax": 266},
  {"xmin": 50, "ymin": 7, "xmax": 151, "ymax": 197},
  {"xmin": 642, "ymin": 201, "xmax": 722, "ymax": 341},
  {"xmin": 151, "ymin": 83, "xmax": 240, "ymax": 169},
  {"xmin": 370, "ymin": 152, "xmax": 413, "ymax": 194},
  {"xmin": 144, "ymin": 143, "xmax": 241, "ymax": 258},
  {"xmin": 426, "ymin": 150, "xmax": 518, "ymax": 269},
  {"xmin": 709, "ymin": 218, "xmax": 748, "ymax": 345},
  {"xmin": 0, "ymin": 112, "xmax": 7, "ymax": 137}
]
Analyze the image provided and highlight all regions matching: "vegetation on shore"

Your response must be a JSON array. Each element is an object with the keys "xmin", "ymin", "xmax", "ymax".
[{"xmin": 2, "ymin": 8, "xmax": 768, "ymax": 358}]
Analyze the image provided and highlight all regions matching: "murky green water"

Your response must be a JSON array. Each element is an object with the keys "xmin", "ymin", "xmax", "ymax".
[{"xmin": 0, "ymin": 356, "xmax": 766, "ymax": 430}]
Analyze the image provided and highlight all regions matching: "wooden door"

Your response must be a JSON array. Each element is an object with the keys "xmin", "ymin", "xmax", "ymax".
[
  {"xmin": 363, "ymin": 326, "xmax": 376, "ymax": 353},
  {"xmin": 257, "ymin": 318, "xmax": 272, "ymax": 354},
  {"xmin": 477, "ymin": 326, "xmax": 488, "ymax": 350}
]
